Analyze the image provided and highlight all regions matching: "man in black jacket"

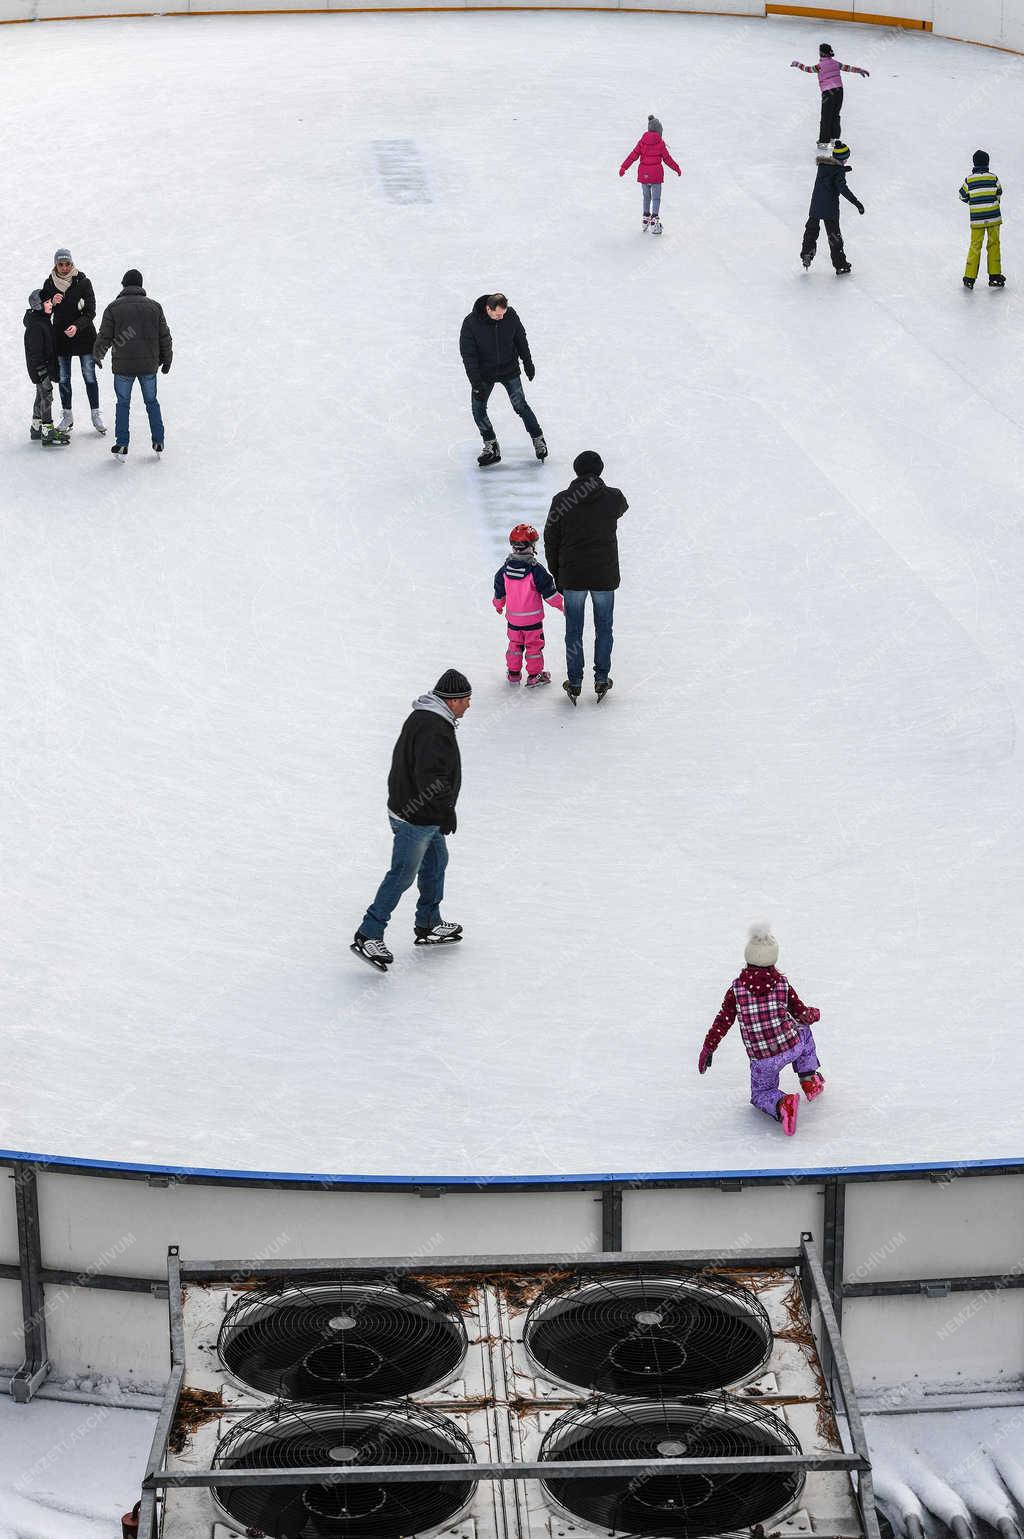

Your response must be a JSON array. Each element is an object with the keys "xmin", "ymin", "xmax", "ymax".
[
  {"xmin": 352, "ymin": 669, "xmax": 472, "ymax": 970},
  {"xmin": 544, "ymin": 451, "xmax": 628, "ymax": 703},
  {"xmin": 23, "ymin": 291, "xmax": 69, "ymax": 447},
  {"xmin": 459, "ymin": 292, "xmax": 546, "ymax": 467},
  {"xmin": 801, "ymin": 142, "xmax": 863, "ymax": 274},
  {"xmin": 94, "ymin": 269, "xmax": 173, "ymax": 458}
]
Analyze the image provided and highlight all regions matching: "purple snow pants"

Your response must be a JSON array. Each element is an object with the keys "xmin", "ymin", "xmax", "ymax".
[{"xmin": 749, "ymin": 1027, "xmax": 820, "ymax": 1119}]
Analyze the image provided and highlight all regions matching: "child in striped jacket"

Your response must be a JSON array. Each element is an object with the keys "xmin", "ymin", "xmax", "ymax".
[
  {"xmin": 960, "ymin": 150, "xmax": 1005, "ymax": 289},
  {"xmin": 698, "ymin": 925, "xmax": 824, "ymax": 1137},
  {"xmin": 493, "ymin": 523, "xmax": 564, "ymax": 687},
  {"xmin": 791, "ymin": 42, "xmax": 869, "ymax": 151}
]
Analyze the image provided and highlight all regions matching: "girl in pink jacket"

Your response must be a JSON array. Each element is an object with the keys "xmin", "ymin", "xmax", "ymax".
[
  {"xmin": 493, "ymin": 523, "xmax": 564, "ymax": 687},
  {"xmin": 619, "ymin": 115, "xmax": 682, "ymax": 234},
  {"xmin": 791, "ymin": 43, "xmax": 869, "ymax": 151}
]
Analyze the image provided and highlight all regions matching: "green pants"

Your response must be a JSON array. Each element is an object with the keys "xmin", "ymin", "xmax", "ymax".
[{"xmin": 965, "ymin": 223, "xmax": 1002, "ymax": 279}]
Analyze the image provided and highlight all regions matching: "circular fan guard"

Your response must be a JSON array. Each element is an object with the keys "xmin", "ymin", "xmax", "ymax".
[
  {"xmin": 213, "ymin": 1401, "xmax": 476, "ymax": 1539},
  {"xmin": 524, "ymin": 1271, "xmax": 773, "ymax": 1394},
  {"xmin": 539, "ymin": 1394, "xmax": 805, "ymax": 1539},
  {"xmin": 217, "ymin": 1278, "xmax": 467, "ymax": 1400}
]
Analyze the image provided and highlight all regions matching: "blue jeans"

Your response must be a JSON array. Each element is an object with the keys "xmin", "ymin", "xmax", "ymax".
[
  {"xmin": 114, "ymin": 373, "xmax": 165, "ymax": 448},
  {"xmin": 472, "ymin": 376, "xmax": 541, "ymax": 441},
  {"xmin": 563, "ymin": 589, "xmax": 615, "ymax": 687},
  {"xmin": 360, "ymin": 815, "xmax": 448, "ymax": 939},
  {"xmin": 642, "ymin": 183, "xmax": 663, "ymax": 217},
  {"xmin": 58, "ymin": 353, "xmax": 99, "ymax": 411}
]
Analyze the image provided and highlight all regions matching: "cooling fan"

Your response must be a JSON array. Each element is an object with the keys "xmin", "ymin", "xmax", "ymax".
[
  {"xmin": 524, "ymin": 1269, "xmax": 773, "ymax": 1394},
  {"xmin": 212, "ymin": 1401, "xmax": 477, "ymax": 1539},
  {"xmin": 217, "ymin": 1277, "xmax": 467, "ymax": 1400},
  {"xmin": 539, "ymin": 1394, "xmax": 805, "ymax": 1539}
]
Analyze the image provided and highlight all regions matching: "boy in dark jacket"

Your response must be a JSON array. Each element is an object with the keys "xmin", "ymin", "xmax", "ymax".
[
  {"xmin": 23, "ymin": 291, "xmax": 69, "ymax": 447},
  {"xmin": 352, "ymin": 670, "xmax": 472, "ymax": 971},
  {"xmin": 800, "ymin": 142, "xmax": 864, "ymax": 275},
  {"xmin": 459, "ymin": 292, "xmax": 546, "ymax": 467},
  {"xmin": 544, "ymin": 450, "xmax": 628, "ymax": 703}
]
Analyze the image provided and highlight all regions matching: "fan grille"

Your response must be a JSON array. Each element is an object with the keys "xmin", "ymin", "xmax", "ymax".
[
  {"xmin": 539, "ymin": 1394, "xmax": 805, "ymax": 1539},
  {"xmin": 217, "ymin": 1278, "xmax": 467, "ymax": 1400},
  {"xmin": 524, "ymin": 1270, "xmax": 773, "ymax": 1395},
  {"xmin": 213, "ymin": 1401, "xmax": 476, "ymax": 1539}
]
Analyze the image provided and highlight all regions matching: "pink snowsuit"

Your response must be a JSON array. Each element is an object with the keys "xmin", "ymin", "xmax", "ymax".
[
  {"xmin": 493, "ymin": 554, "xmax": 564, "ymax": 679},
  {"xmin": 620, "ymin": 130, "xmax": 681, "ymax": 184}
]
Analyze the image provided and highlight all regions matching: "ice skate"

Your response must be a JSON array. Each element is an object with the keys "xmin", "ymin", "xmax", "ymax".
[
  {"xmin": 642, "ymin": 214, "xmax": 651, "ymax": 232},
  {"xmin": 801, "ymin": 254, "xmax": 813, "ymax": 270},
  {"xmin": 91, "ymin": 408, "xmax": 107, "ymax": 435},
  {"xmin": 595, "ymin": 678, "xmax": 613, "ymax": 703},
  {"xmin": 800, "ymin": 1072, "xmax": 826, "ymax": 1102},
  {"xmin": 507, "ymin": 670, "xmax": 522, "ymax": 685},
  {"xmin": 650, "ymin": 216, "xmax": 663, "ymax": 235},
  {"xmin": 778, "ymin": 1093, "xmax": 800, "ymax": 1136},
  {"xmin": 414, "ymin": 921, "xmax": 463, "ymax": 946},
  {"xmin": 525, "ymin": 670, "xmax": 551, "ymax": 688},
  {"xmin": 835, "ymin": 262, "xmax": 852, "ymax": 276},
  {"xmin": 29, "ymin": 420, "xmax": 42, "ymax": 442},
  {"xmin": 350, "ymin": 931, "xmax": 394, "ymax": 972},
  {"xmin": 563, "ymin": 681, "xmax": 581, "ymax": 706},
  {"xmin": 963, "ymin": 276, "xmax": 975, "ymax": 289},
  {"xmin": 153, "ymin": 441, "xmax": 164, "ymax": 454},
  {"xmin": 111, "ymin": 444, "xmax": 128, "ymax": 461},
  {"xmin": 41, "ymin": 425, "xmax": 70, "ymax": 447},
  {"xmin": 532, "ymin": 434, "xmax": 548, "ymax": 461},
  {"xmin": 477, "ymin": 440, "xmax": 501, "ymax": 468},
  {"xmin": 58, "ymin": 409, "xmax": 73, "ymax": 433},
  {"xmin": 989, "ymin": 273, "xmax": 1006, "ymax": 287}
]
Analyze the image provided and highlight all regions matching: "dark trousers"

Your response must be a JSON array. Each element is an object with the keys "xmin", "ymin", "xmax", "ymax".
[
  {"xmin": 471, "ymin": 376, "xmax": 541, "ymax": 442},
  {"xmin": 819, "ymin": 87, "xmax": 843, "ymax": 142},
  {"xmin": 802, "ymin": 217, "xmax": 847, "ymax": 271}
]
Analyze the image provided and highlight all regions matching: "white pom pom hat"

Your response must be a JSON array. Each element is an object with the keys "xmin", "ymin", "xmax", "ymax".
[{"xmin": 745, "ymin": 923, "xmax": 779, "ymax": 967}]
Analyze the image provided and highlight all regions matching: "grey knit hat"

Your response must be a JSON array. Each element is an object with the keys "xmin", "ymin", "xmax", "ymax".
[
  {"xmin": 434, "ymin": 668, "xmax": 472, "ymax": 700},
  {"xmin": 28, "ymin": 289, "xmax": 44, "ymax": 311},
  {"xmin": 648, "ymin": 114, "xmax": 663, "ymax": 135},
  {"xmin": 54, "ymin": 247, "xmax": 73, "ymax": 265},
  {"xmin": 744, "ymin": 924, "xmax": 780, "ymax": 968}
]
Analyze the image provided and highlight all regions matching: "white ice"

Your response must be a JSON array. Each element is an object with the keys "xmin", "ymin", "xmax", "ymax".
[{"xmin": 1, "ymin": 12, "xmax": 1023, "ymax": 1178}]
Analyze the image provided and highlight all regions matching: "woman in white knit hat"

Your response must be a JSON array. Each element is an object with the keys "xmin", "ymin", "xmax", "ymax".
[{"xmin": 698, "ymin": 926, "xmax": 825, "ymax": 1136}]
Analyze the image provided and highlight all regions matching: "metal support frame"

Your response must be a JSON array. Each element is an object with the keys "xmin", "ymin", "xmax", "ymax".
[
  {"xmin": 823, "ymin": 1176, "xmax": 846, "ymax": 1326},
  {"xmin": 601, "ymin": 1183, "xmax": 622, "ymax": 1250},
  {"xmin": 843, "ymin": 1274, "xmax": 1024, "ymax": 1299},
  {"xmin": 9, "ymin": 1166, "xmax": 50, "ymax": 1402}
]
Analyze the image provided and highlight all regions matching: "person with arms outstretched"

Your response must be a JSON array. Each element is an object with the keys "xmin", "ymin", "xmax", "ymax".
[
  {"xmin": 791, "ymin": 43, "xmax": 869, "ymax": 151},
  {"xmin": 619, "ymin": 114, "xmax": 681, "ymax": 234}
]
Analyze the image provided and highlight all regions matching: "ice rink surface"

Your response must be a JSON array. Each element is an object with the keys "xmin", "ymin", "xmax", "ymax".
[{"xmin": 1, "ymin": 11, "xmax": 1023, "ymax": 1178}]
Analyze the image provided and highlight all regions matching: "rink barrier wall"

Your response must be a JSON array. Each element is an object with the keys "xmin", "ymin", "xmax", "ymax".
[{"xmin": 1, "ymin": 1151, "xmax": 1024, "ymax": 1406}]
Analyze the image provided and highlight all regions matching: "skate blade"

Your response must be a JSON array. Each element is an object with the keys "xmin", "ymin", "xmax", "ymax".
[
  {"xmin": 349, "ymin": 943, "xmax": 389, "ymax": 972},
  {"xmin": 414, "ymin": 935, "xmax": 463, "ymax": 947}
]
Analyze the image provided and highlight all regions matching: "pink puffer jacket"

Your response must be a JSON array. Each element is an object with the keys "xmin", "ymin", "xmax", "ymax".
[{"xmin": 620, "ymin": 131, "xmax": 682, "ymax": 185}]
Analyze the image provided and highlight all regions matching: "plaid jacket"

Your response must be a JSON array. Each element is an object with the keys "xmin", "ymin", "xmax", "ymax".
[{"xmin": 703, "ymin": 967, "xmax": 819, "ymax": 1062}]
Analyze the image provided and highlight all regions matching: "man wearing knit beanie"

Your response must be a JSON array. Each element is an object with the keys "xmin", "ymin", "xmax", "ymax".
[
  {"xmin": 352, "ymin": 671, "xmax": 472, "ymax": 971},
  {"xmin": 544, "ymin": 451, "xmax": 628, "ymax": 704},
  {"xmin": 698, "ymin": 926, "xmax": 826, "ymax": 1137},
  {"xmin": 93, "ymin": 268, "xmax": 173, "ymax": 458}
]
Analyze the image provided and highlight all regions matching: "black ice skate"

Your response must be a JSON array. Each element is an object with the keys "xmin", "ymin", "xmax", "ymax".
[
  {"xmin": 563, "ymin": 681, "xmax": 581, "ymax": 706},
  {"xmin": 29, "ymin": 421, "xmax": 42, "ymax": 441},
  {"xmin": 41, "ymin": 425, "xmax": 70, "ymax": 447},
  {"xmin": 835, "ymin": 263, "xmax": 852, "ymax": 276},
  {"xmin": 477, "ymin": 440, "xmax": 501, "ymax": 468},
  {"xmin": 801, "ymin": 254, "xmax": 813, "ymax": 270},
  {"xmin": 153, "ymin": 440, "xmax": 164, "ymax": 453},
  {"xmin": 350, "ymin": 931, "xmax": 394, "ymax": 971},
  {"xmin": 414, "ymin": 921, "xmax": 463, "ymax": 946},
  {"xmin": 532, "ymin": 434, "xmax": 548, "ymax": 461},
  {"xmin": 963, "ymin": 276, "xmax": 976, "ymax": 289},
  {"xmin": 525, "ymin": 671, "xmax": 551, "ymax": 688},
  {"xmin": 595, "ymin": 678, "xmax": 614, "ymax": 703},
  {"xmin": 111, "ymin": 444, "xmax": 128, "ymax": 460},
  {"xmin": 989, "ymin": 273, "xmax": 1006, "ymax": 287}
]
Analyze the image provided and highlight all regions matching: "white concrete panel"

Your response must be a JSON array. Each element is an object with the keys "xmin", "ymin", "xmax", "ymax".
[
  {"xmin": 0, "ymin": 1281, "xmax": 27, "ymax": 1374},
  {"xmin": 934, "ymin": 0, "xmax": 1003, "ymax": 44},
  {"xmin": 43, "ymin": 1283, "xmax": 169, "ymax": 1383},
  {"xmin": 843, "ymin": 1289, "xmax": 1024, "ymax": 1392},
  {"xmin": 845, "ymin": 1175, "xmax": 1024, "ymax": 1284},
  {"xmin": 854, "ymin": 0, "xmax": 933, "ymax": 19},
  {"xmin": 622, "ymin": 1182, "xmax": 824, "ymax": 1253},
  {"xmin": 37, "ymin": 1175, "xmax": 601, "ymax": 1278},
  {"xmin": 1000, "ymin": 1, "xmax": 1024, "ymax": 49}
]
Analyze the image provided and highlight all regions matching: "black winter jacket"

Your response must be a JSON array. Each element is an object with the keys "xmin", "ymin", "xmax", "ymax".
[
  {"xmin": 94, "ymin": 286, "xmax": 173, "ymax": 376},
  {"xmin": 24, "ymin": 308, "xmax": 58, "ymax": 385},
  {"xmin": 387, "ymin": 699, "xmax": 463, "ymax": 834},
  {"xmin": 41, "ymin": 272, "xmax": 98, "ymax": 357},
  {"xmin": 544, "ymin": 476, "xmax": 629, "ymax": 592},
  {"xmin": 809, "ymin": 162, "xmax": 862, "ymax": 221},
  {"xmin": 459, "ymin": 296, "xmax": 534, "ymax": 387}
]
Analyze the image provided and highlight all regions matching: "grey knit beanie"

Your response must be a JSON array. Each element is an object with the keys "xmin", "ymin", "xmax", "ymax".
[
  {"xmin": 54, "ymin": 247, "xmax": 73, "ymax": 265},
  {"xmin": 28, "ymin": 289, "xmax": 44, "ymax": 311},
  {"xmin": 434, "ymin": 669, "xmax": 472, "ymax": 700},
  {"xmin": 648, "ymin": 114, "xmax": 663, "ymax": 135},
  {"xmin": 744, "ymin": 924, "xmax": 780, "ymax": 968}
]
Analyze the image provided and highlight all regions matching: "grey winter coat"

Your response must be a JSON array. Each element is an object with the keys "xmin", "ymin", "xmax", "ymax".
[{"xmin": 94, "ymin": 286, "xmax": 173, "ymax": 376}]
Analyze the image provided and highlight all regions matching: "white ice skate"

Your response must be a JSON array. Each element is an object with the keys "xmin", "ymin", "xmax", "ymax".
[
  {"xmin": 58, "ymin": 409, "xmax": 73, "ymax": 433},
  {"xmin": 91, "ymin": 408, "xmax": 107, "ymax": 436},
  {"xmin": 650, "ymin": 216, "xmax": 663, "ymax": 236}
]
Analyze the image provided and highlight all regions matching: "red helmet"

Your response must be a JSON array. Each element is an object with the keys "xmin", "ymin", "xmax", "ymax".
[{"xmin": 509, "ymin": 523, "xmax": 539, "ymax": 548}]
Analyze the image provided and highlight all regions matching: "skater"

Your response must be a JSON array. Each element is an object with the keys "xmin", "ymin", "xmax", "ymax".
[
  {"xmin": 41, "ymin": 248, "xmax": 105, "ymax": 436},
  {"xmin": 791, "ymin": 43, "xmax": 869, "ymax": 151},
  {"xmin": 459, "ymin": 292, "xmax": 546, "ymax": 467},
  {"xmin": 801, "ymin": 142, "xmax": 863, "ymax": 275},
  {"xmin": 544, "ymin": 451, "xmax": 628, "ymax": 704},
  {"xmin": 351, "ymin": 669, "xmax": 471, "ymax": 971},
  {"xmin": 698, "ymin": 925, "xmax": 824, "ymax": 1137},
  {"xmin": 23, "ymin": 291, "xmax": 69, "ymax": 447},
  {"xmin": 618, "ymin": 114, "xmax": 681, "ymax": 233},
  {"xmin": 960, "ymin": 150, "xmax": 1004, "ymax": 289},
  {"xmin": 93, "ymin": 269, "xmax": 172, "ymax": 458},
  {"xmin": 493, "ymin": 523, "xmax": 564, "ymax": 688}
]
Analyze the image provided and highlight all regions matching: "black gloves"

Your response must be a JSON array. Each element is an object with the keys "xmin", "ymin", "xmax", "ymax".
[
  {"xmin": 441, "ymin": 812, "xmax": 457, "ymax": 836},
  {"xmin": 524, "ymin": 362, "xmax": 536, "ymax": 382},
  {"xmin": 161, "ymin": 362, "xmax": 171, "ymax": 375},
  {"xmin": 855, "ymin": 200, "xmax": 865, "ymax": 215},
  {"xmin": 94, "ymin": 358, "xmax": 103, "ymax": 369}
]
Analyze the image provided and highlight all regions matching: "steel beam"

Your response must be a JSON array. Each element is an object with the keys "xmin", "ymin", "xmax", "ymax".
[
  {"xmin": 843, "ymin": 1274, "xmax": 1024, "ymax": 1298},
  {"xmin": 600, "ymin": 1186, "xmax": 622, "ymax": 1251},
  {"xmin": 178, "ymin": 1247, "xmax": 802, "ymax": 1281},
  {"xmin": 10, "ymin": 1166, "xmax": 50, "ymax": 1402}
]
